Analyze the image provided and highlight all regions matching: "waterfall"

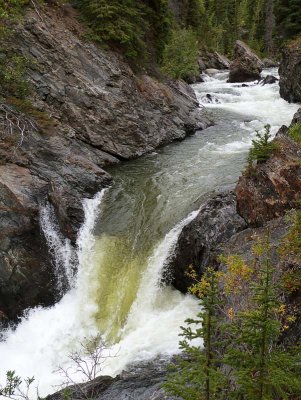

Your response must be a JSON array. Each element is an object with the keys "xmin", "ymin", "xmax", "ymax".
[
  {"xmin": 0, "ymin": 190, "xmax": 107, "ymax": 397},
  {"xmin": 40, "ymin": 203, "xmax": 76, "ymax": 293}
]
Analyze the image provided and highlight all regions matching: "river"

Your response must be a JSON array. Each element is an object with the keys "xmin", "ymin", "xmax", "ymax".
[{"xmin": 0, "ymin": 70, "xmax": 298, "ymax": 397}]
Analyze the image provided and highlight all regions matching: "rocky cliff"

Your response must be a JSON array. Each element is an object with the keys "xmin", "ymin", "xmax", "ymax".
[
  {"xmin": 236, "ymin": 111, "xmax": 301, "ymax": 227},
  {"xmin": 279, "ymin": 38, "xmax": 301, "ymax": 103},
  {"xmin": 166, "ymin": 108, "xmax": 301, "ymax": 344},
  {"xmin": 0, "ymin": 4, "xmax": 211, "ymax": 323}
]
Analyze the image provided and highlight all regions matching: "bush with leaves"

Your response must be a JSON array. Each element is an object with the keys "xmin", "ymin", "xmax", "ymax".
[
  {"xmin": 0, "ymin": 370, "xmax": 35, "ymax": 400},
  {"xmin": 161, "ymin": 28, "xmax": 199, "ymax": 80}
]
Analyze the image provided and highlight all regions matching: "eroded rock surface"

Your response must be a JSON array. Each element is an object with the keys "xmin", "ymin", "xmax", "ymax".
[{"xmin": 229, "ymin": 40, "xmax": 264, "ymax": 83}]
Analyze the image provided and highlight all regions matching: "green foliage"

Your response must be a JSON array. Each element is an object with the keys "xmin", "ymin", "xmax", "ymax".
[
  {"xmin": 161, "ymin": 28, "xmax": 199, "ymax": 80},
  {"xmin": 279, "ymin": 210, "xmax": 301, "ymax": 263},
  {"xmin": 167, "ymin": 240, "xmax": 301, "ymax": 400},
  {"xmin": 0, "ymin": 54, "xmax": 30, "ymax": 99},
  {"xmin": 0, "ymin": 0, "xmax": 30, "ymax": 99},
  {"xmin": 224, "ymin": 246, "xmax": 301, "ymax": 400},
  {"xmin": 275, "ymin": 0, "xmax": 301, "ymax": 40},
  {"xmin": 0, "ymin": 370, "xmax": 35, "ymax": 400},
  {"xmin": 288, "ymin": 122, "xmax": 301, "ymax": 145},
  {"xmin": 248, "ymin": 124, "xmax": 278, "ymax": 165},
  {"xmin": 74, "ymin": 0, "xmax": 172, "ymax": 62},
  {"xmin": 165, "ymin": 268, "xmax": 226, "ymax": 400}
]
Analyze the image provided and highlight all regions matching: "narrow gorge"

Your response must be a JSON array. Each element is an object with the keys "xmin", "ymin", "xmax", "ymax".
[{"xmin": 1, "ymin": 1, "xmax": 301, "ymax": 399}]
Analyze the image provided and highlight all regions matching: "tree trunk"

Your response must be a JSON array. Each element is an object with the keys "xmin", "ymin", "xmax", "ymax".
[{"xmin": 264, "ymin": 0, "xmax": 275, "ymax": 56}]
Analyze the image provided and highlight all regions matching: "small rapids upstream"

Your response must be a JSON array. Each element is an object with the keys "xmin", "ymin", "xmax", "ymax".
[{"xmin": 0, "ymin": 70, "xmax": 299, "ymax": 397}]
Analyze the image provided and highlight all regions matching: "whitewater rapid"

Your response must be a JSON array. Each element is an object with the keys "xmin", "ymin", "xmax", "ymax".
[{"xmin": 0, "ymin": 69, "xmax": 299, "ymax": 398}]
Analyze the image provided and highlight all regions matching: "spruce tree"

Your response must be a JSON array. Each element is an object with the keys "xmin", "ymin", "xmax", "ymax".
[
  {"xmin": 164, "ymin": 268, "xmax": 226, "ymax": 400},
  {"xmin": 224, "ymin": 243, "xmax": 301, "ymax": 400}
]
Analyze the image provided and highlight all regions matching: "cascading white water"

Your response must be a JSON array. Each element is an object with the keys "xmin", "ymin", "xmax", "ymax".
[
  {"xmin": 0, "ymin": 69, "xmax": 299, "ymax": 398},
  {"xmin": 40, "ymin": 203, "xmax": 76, "ymax": 292},
  {"xmin": 101, "ymin": 210, "xmax": 201, "ymax": 376},
  {"xmin": 0, "ymin": 191, "xmax": 107, "ymax": 397}
]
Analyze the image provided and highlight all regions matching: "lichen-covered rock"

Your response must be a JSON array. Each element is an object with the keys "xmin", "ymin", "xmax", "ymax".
[
  {"xmin": 164, "ymin": 191, "xmax": 247, "ymax": 292},
  {"xmin": 229, "ymin": 40, "xmax": 264, "ymax": 83},
  {"xmin": 235, "ymin": 109, "xmax": 301, "ymax": 227},
  {"xmin": 279, "ymin": 38, "xmax": 301, "ymax": 103}
]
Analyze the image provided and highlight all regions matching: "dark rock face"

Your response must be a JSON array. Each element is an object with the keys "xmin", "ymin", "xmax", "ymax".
[
  {"xmin": 279, "ymin": 39, "xmax": 301, "ymax": 103},
  {"xmin": 229, "ymin": 40, "xmax": 264, "ymax": 83},
  {"xmin": 235, "ymin": 109, "xmax": 301, "ymax": 227},
  {"xmin": 259, "ymin": 75, "xmax": 278, "ymax": 85},
  {"xmin": 0, "ymin": 5, "xmax": 212, "ymax": 322},
  {"xmin": 164, "ymin": 192, "xmax": 247, "ymax": 293},
  {"xmin": 47, "ymin": 359, "xmax": 177, "ymax": 400}
]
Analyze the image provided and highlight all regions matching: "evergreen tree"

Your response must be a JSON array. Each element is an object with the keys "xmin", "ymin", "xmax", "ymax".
[
  {"xmin": 165, "ymin": 268, "xmax": 226, "ymax": 400},
  {"xmin": 224, "ymin": 243, "xmax": 301, "ymax": 400},
  {"xmin": 275, "ymin": 0, "xmax": 301, "ymax": 40}
]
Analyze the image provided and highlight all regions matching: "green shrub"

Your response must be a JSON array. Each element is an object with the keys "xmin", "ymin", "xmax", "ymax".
[
  {"xmin": 0, "ymin": 0, "xmax": 30, "ymax": 99},
  {"xmin": 288, "ymin": 122, "xmax": 301, "ymax": 145},
  {"xmin": 279, "ymin": 210, "xmax": 301, "ymax": 263},
  {"xmin": 160, "ymin": 28, "xmax": 199, "ymax": 80},
  {"xmin": 248, "ymin": 124, "xmax": 278, "ymax": 165},
  {"xmin": 74, "ymin": 0, "xmax": 172, "ymax": 62}
]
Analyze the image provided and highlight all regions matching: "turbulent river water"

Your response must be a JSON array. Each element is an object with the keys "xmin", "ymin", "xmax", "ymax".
[{"xmin": 0, "ymin": 70, "xmax": 299, "ymax": 397}]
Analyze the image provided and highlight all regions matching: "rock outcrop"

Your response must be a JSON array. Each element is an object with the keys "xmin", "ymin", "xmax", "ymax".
[
  {"xmin": 228, "ymin": 40, "xmax": 264, "ymax": 83},
  {"xmin": 164, "ymin": 191, "xmax": 247, "ymax": 292},
  {"xmin": 279, "ymin": 38, "xmax": 301, "ymax": 103},
  {"xmin": 198, "ymin": 50, "xmax": 230, "ymax": 72},
  {"xmin": 47, "ymin": 359, "xmax": 176, "ymax": 400},
  {"xmin": 235, "ymin": 109, "xmax": 301, "ymax": 227},
  {"xmin": 259, "ymin": 75, "xmax": 278, "ymax": 85},
  {"xmin": 262, "ymin": 58, "xmax": 279, "ymax": 68},
  {"xmin": 0, "ymin": 4, "xmax": 211, "ymax": 322}
]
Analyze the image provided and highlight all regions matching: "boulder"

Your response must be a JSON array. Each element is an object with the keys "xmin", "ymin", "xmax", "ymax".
[
  {"xmin": 235, "ymin": 109, "xmax": 301, "ymax": 227},
  {"xmin": 47, "ymin": 359, "xmax": 177, "ymax": 400},
  {"xmin": 279, "ymin": 38, "xmax": 301, "ymax": 103},
  {"xmin": 259, "ymin": 75, "xmax": 279, "ymax": 85},
  {"xmin": 204, "ymin": 68, "xmax": 220, "ymax": 75},
  {"xmin": 262, "ymin": 58, "xmax": 279, "ymax": 68},
  {"xmin": 201, "ymin": 94, "xmax": 220, "ymax": 104},
  {"xmin": 164, "ymin": 191, "xmax": 247, "ymax": 292},
  {"xmin": 198, "ymin": 50, "xmax": 230, "ymax": 71},
  {"xmin": 229, "ymin": 40, "xmax": 264, "ymax": 83}
]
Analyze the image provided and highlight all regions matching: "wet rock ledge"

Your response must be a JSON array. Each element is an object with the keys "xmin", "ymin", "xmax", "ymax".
[{"xmin": 0, "ymin": 4, "xmax": 212, "ymax": 323}]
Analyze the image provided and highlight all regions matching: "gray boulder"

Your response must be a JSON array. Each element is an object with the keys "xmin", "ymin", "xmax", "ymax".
[
  {"xmin": 163, "ymin": 191, "xmax": 247, "ymax": 292},
  {"xmin": 229, "ymin": 40, "xmax": 264, "ymax": 83}
]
